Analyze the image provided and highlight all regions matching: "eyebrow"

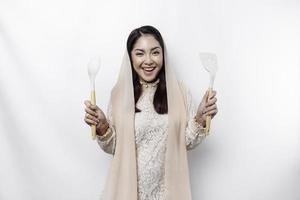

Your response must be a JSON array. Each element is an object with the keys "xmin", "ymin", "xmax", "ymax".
[{"xmin": 134, "ymin": 46, "xmax": 161, "ymax": 52}]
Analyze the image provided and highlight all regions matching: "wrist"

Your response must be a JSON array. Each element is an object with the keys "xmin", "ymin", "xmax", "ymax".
[
  {"xmin": 96, "ymin": 120, "xmax": 109, "ymax": 136},
  {"xmin": 195, "ymin": 115, "xmax": 206, "ymax": 128}
]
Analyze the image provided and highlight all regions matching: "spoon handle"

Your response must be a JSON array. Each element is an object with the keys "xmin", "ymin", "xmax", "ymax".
[
  {"xmin": 205, "ymin": 87, "xmax": 213, "ymax": 135},
  {"xmin": 91, "ymin": 90, "xmax": 97, "ymax": 140}
]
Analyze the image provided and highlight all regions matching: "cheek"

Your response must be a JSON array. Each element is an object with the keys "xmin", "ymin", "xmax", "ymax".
[
  {"xmin": 132, "ymin": 57, "xmax": 143, "ymax": 68},
  {"xmin": 132, "ymin": 64, "xmax": 141, "ymax": 75},
  {"xmin": 132, "ymin": 60, "xmax": 143, "ymax": 74},
  {"xmin": 154, "ymin": 57, "xmax": 163, "ymax": 68}
]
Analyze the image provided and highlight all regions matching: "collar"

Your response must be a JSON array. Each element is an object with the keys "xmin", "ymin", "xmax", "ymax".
[{"xmin": 139, "ymin": 78, "xmax": 160, "ymax": 88}]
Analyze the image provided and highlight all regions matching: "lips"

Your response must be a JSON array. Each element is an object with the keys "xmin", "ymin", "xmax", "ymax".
[
  {"xmin": 142, "ymin": 67, "xmax": 155, "ymax": 72},
  {"xmin": 142, "ymin": 67, "xmax": 156, "ymax": 76}
]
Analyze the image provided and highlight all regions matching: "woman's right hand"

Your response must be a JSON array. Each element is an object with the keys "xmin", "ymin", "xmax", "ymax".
[{"xmin": 84, "ymin": 100, "xmax": 108, "ymax": 135}]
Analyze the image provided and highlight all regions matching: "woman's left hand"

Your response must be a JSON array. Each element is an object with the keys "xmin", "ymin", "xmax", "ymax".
[{"xmin": 195, "ymin": 90, "xmax": 218, "ymax": 127}]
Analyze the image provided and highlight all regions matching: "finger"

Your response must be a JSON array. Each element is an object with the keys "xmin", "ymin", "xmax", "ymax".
[
  {"xmin": 208, "ymin": 90, "xmax": 217, "ymax": 100},
  {"xmin": 85, "ymin": 113, "xmax": 100, "ymax": 122},
  {"xmin": 211, "ymin": 112, "xmax": 217, "ymax": 118},
  {"xmin": 206, "ymin": 98, "xmax": 217, "ymax": 107},
  {"xmin": 84, "ymin": 117, "xmax": 98, "ymax": 125},
  {"xmin": 204, "ymin": 104, "xmax": 217, "ymax": 113},
  {"xmin": 84, "ymin": 100, "xmax": 98, "ymax": 111},
  {"xmin": 85, "ymin": 107, "xmax": 98, "ymax": 117},
  {"xmin": 207, "ymin": 108, "xmax": 218, "ymax": 116},
  {"xmin": 84, "ymin": 118, "xmax": 94, "ymax": 126},
  {"xmin": 86, "ymin": 113, "xmax": 100, "ymax": 122},
  {"xmin": 84, "ymin": 100, "xmax": 91, "ymax": 107}
]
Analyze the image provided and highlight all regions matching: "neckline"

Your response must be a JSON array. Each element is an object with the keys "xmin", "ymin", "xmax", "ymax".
[{"xmin": 139, "ymin": 78, "xmax": 160, "ymax": 88}]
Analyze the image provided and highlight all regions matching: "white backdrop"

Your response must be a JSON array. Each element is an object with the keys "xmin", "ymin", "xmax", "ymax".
[{"xmin": 0, "ymin": 0, "xmax": 299, "ymax": 199}]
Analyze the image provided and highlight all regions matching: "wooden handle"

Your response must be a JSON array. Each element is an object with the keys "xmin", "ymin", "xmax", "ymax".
[
  {"xmin": 205, "ymin": 87, "xmax": 213, "ymax": 135},
  {"xmin": 91, "ymin": 90, "xmax": 96, "ymax": 140}
]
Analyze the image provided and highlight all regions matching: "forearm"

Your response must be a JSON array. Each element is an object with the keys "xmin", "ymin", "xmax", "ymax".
[
  {"xmin": 95, "ymin": 120, "xmax": 116, "ymax": 155},
  {"xmin": 185, "ymin": 116, "xmax": 207, "ymax": 150}
]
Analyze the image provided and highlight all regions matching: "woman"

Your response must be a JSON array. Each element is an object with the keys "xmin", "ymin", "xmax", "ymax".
[{"xmin": 84, "ymin": 25, "xmax": 218, "ymax": 200}]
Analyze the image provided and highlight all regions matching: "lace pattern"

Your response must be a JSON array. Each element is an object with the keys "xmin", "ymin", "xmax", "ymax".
[{"xmin": 96, "ymin": 81, "xmax": 207, "ymax": 200}]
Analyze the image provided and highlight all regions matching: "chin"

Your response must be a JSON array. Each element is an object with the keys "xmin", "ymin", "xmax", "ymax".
[{"xmin": 143, "ymin": 75, "xmax": 158, "ymax": 83}]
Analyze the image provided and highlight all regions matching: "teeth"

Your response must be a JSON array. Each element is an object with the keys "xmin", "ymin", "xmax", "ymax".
[{"xmin": 144, "ymin": 67, "xmax": 155, "ymax": 71}]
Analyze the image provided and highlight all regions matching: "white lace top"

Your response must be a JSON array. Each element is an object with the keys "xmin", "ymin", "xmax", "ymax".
[{"xmin": 96, "ymin": 79, "xmax": 207, "ymax": 200}]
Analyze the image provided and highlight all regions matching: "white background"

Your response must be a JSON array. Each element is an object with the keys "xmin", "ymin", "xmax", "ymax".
[{"xmin": 0, "ymin": 0, "xmax": 299, "ymax": 199}]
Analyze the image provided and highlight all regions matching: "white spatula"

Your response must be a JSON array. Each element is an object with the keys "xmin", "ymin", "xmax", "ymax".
[
  {"xmin": 87, "ymin": 57, "xmax": 101, "ymax": 140},
  {"xmin": 199, "ymin": 52, "xmax": 218, "ymax": 135}
]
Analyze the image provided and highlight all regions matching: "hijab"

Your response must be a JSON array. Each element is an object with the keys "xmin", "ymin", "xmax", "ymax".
[{"xmin": 101, "ymin": 40, "xmax": 192, "ymax": 200}]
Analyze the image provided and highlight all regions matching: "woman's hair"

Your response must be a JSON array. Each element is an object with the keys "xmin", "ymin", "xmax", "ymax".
[{"xmin": 126, "ymin": 25, "xmax": 168, "ymax": 114}]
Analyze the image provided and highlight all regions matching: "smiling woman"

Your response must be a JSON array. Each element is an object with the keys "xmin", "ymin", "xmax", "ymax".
[
  {"xmin": 127, "ymin": 26, "xmax": 168, "ymax": 114},
  {"xmin": 131, "ymin": 36, "xmax": 163, "ymax": 82},
  {"xmin": 83, "ymin": 25, "xmax": 218, "ymax": 200}
]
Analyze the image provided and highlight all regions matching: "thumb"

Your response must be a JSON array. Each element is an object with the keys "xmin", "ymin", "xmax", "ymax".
[
  {"xmin": 203, "ymin": 90, "xmax": 209, "ymax": 101},
  {"xmin": 90, "ymin": 104, "xmax": 98, "ymax": 110}
]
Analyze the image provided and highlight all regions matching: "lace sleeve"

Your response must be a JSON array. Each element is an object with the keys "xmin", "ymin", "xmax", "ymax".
[
  {"xmin": 184, "ymin": 86, "xmax": 207, "ymax": 151},
  {"xmin": 96, "ymin": 99, "xmax": 116, "ymax": 155}
]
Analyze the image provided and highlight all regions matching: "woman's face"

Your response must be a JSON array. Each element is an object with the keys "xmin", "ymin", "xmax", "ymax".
[{"xmin": 131, "ymin": 34, "xmax": 163, "ymax": 83}]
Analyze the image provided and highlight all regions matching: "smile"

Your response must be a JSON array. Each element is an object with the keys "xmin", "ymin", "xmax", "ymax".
[{"xmin": 142, "ymin": 67, "xmax": 155, "ymax": 72}]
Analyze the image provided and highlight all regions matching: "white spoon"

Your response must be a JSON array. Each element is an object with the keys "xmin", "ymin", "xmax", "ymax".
[
  {"xmin": 87, "ymin": 57, "xmax": 101, "ymax": 140},
  {"xmin": 199, "ymin": 52, "xmax": 218, "ymax": 135}
]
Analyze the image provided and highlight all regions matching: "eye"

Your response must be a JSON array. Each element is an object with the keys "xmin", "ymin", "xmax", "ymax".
[
  {"xmin": 135, "ymin": 52, "xmax": 143, "ymax": 56},
  {"xmin": 153, "ymin": 51, "xmax": 160, "ymax": 55}
]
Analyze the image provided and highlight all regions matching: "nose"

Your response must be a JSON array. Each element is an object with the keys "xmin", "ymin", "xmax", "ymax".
[{"xmin": 144, "ymin": 54, "xmax": 153, "ymax": 66}]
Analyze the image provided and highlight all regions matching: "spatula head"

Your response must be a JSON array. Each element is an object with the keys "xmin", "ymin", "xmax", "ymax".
[
  {"xmin": 199, "ymin": 52, "xmax": 218, "ymax": 75},
  {"xmin": 87, "ymin": 57, "xmax": 101, "ymax": 78}
]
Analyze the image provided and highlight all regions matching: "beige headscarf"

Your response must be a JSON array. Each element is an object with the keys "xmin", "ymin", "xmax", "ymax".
[{"xmin": 101, "ymin": 40, "xmax": 192, "ymax": 200}]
